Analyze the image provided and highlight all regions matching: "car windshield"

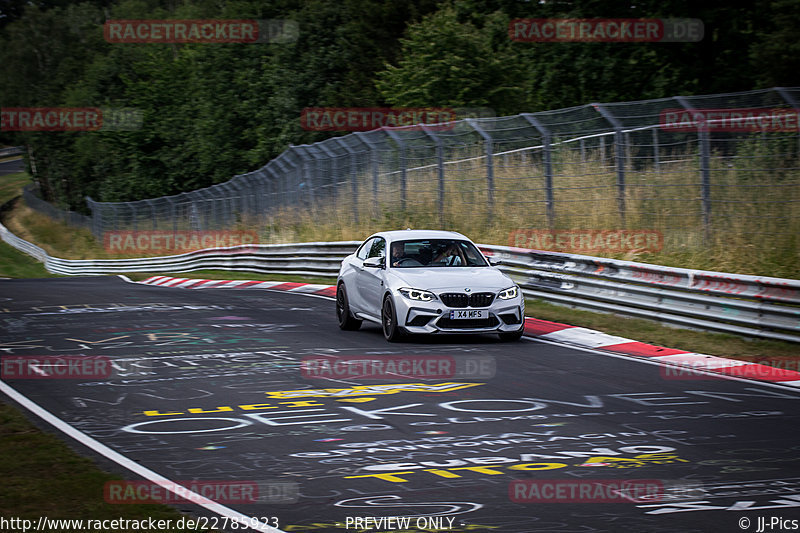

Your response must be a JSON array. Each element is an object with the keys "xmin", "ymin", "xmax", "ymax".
[{"xmin": 389, "ymin": 239, "xmax": 488, "ymax": 268}]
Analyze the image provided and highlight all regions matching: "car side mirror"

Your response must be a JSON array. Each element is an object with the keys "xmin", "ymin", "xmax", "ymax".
[
  {"xmin": 488, "ymin": 258, "xmax": 500, "ymax": 266},
  {"xmin": 363, "ymin": 256, "xmax": 384, "ymax": 268}
]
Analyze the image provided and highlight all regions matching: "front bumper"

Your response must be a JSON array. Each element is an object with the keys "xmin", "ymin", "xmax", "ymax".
[{"xmin": 395, "ymin": 293, "xmax": 524, "ymax": 334}]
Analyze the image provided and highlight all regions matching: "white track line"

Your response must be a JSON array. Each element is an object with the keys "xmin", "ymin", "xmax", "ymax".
[{"xmin": 1, "ymin": 381, "xmax": 286, "ymax": 532}]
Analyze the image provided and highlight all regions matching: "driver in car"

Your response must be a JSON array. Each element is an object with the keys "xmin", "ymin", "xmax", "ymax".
[{"xmin": 390, "ymin": 243, "xmax": 406, "ymax": 267}]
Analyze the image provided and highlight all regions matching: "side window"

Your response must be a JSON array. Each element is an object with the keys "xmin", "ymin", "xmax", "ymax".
[
  {"xmin": 368, "ymin": 238, "xmax": 386, "ymax": 259},
  {"xmin": 356, "ymin": 238, "xmax": 374, "ymax": 260}
]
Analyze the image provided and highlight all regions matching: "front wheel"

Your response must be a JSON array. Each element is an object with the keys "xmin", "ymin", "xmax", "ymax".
[
  {"xmin": 381, "ymin": 295, "xmax": 404, "ymax": 342},
  {"xmin": 336, "ymin": 284, "xmax": 362, "ymax": 331}
]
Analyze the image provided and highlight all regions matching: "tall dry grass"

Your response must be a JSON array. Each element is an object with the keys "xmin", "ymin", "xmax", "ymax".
[
  {"xmin": 236, "ymin": 143, "xmax": 798, "ymax": 278},
  {"xmin": 20, "ymin": 140, "xmax": 799, "ymax": 278}
]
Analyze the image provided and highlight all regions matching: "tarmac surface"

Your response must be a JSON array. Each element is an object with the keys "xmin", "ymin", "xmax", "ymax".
[{"xmin": 1, "ymin": 276, "xmax": 799, "ymax": 532}]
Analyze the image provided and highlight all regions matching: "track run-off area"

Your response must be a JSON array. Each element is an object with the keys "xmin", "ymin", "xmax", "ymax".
[{"xmin": 1, "ymin": 276, "xmax": 800, "ymax": 532}]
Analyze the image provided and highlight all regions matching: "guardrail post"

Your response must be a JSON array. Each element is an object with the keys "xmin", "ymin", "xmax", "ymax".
[
  {"xmin": 592, "ymin": 103, "xmax": 626, "ymax": 225},
  {"xmin": 521, "ymin": 114, "xmax": 555, "ymax": 228},
  {"xmin": 334, "ymin": 137, "xmax": 360, "ymax": 224},
  {"xmin": 465, "ymin": 118, "xmax": 494, "ymax": 220},
  {"xmin": 421, "ymin": 125, "xmax": 446, "ymax": 227},
  {"xmin": 383, "ymin": 129, "xmax": 408, "ymax": 212},
  {"xmin": 676, "ymin": 96, "xmax": 712, "ymax": 244}
]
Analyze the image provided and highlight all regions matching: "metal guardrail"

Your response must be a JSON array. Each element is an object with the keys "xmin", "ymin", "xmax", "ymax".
[
  {"xmin": 482, "ymin": 246, "xmax": 800, "ymax": 344},
  {"xmin": 1, "ymin": 221, "xmax": 798, "ymax": 343},
  {"xmin": 0, "ymin": 146, "xmax": 25, "ymax": 158},
  {"xmin": 0, "ymin": 222, "xmax": 358, "ymax": 277}
]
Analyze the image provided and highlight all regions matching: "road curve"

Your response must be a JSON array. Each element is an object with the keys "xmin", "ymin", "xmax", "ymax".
[{"xmin": 1, "ymin": 276, "xmax": 799, "ymax": 532}]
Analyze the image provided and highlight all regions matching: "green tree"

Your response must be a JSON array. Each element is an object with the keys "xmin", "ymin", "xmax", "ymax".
[{"xmin": 375, "ymin": 7, "xmax": 525, "ymax": 114}]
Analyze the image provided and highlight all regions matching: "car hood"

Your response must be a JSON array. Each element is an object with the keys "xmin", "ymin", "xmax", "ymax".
[{"xmin": 389, "ymin": 267, "xmax": 513, "ymax": 291}]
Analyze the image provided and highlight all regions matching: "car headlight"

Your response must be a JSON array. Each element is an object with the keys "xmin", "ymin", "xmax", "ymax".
[
  {"xmin": 498, "ymin": 286, "xmax": 519, "ymax": 300},
  {"xmin": 398, "ymin": 288, "xmax": 437, "ymax": 301}
]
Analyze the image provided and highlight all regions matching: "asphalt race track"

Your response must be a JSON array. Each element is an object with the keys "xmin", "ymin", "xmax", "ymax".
[
  {"xmin": 2, "ymin": 276, "xmax": 800, "ymax": 533},
  {"xmin": 0, "ymin": 158, "xmax": 25, "ymax": 176}
]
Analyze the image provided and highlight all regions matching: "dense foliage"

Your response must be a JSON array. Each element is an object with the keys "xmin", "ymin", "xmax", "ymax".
[{"xmin": 0, "ymin": 0, "xmax": 796, "ymax": 211}]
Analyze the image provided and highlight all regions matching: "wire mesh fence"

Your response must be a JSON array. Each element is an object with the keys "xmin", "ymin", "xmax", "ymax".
[
  {"xmin": 23, "ymin": 185, "xmax": 92, "ymax": 230},
  {"xmin": 22, "ymin": 87, "xmax": 800, "ymax": 269}
]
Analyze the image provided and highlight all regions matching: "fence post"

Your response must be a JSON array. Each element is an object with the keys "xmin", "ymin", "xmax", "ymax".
[
  {"xmin": 652, "ymin": 127, "xmax": 661, "ymax": 173},
  {"xmin": 265, "ymin": 166, "xmax": 280, "ymax": 213},
  {"xmin": 316, "ymin": 141, "xmax": 339, "ymax": 209},
  {"xmin": 421, "ymin": 125, "xmax": 445, "ymax": 227},
  {"xmin": 167, "ymin": 196, "xmax": 177, "ymax": 236},
  {"xmin": 383, "ymin": 129, "xmax": 408, "ymax": 212},
  {"xmin": 599, "ymin": 136, "xmax": 605, "ymax": 164},
  {"xmin": 220, "ymin": 183, "xmax": 235, "ymax": 227},
  {"xmin": 465, "ymin": 118, "xmax": 494, "ymax": 220},
  {"xmin": 521, "ymin": 114, "xmax": 554, "ymax": 228},
  {"xmin": 592, "ymin": 103, "xmax": 626, "ymax": 225},
  {"xmin": 775, "ymin": 87, "xmax": 800, "ymax": 158},
  {"xmin": 85, "ymin": 197, "xmax": 101, "ymax": 240},
  {"xmin": 675, "ymin": 96, "xmax": 711, "ymax": 244},
  {"xmin": 290, "ymin": 146, "xmax": 315, "ymax": 211},
  {"xmin": 201, "ymin": 188, "xmax": 217, "ymax": 229},
  {"xmin": 354, "ymin": 132, "xmax": 380, "ymax": 217},
  {"xmin": 145, "ymin": 199, "xmax": 157, "ymax": 230},
  {"xmin": 272, "ymin": 158, "xmax": 291, "ymax": 209},
  {"xmin": 334, "ymin": 137, "xmax": 360, "ymax": 224},
  {"xmin": 232, "ymin": 178, "xmax": 249, "ymax": 225}
]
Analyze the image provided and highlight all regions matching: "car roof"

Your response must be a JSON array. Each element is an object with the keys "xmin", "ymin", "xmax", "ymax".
[{"xmin": 367, "ymin": 229, "xmax": 470, "ymax": 242}]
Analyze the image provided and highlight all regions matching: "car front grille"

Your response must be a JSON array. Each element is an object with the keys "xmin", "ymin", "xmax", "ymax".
[
  {"xmin": 440, "ymin": 292, "xmax": 495, "ymax": 308},
  {"xmin": 437, "ymin": 316, "xmax": 499, "ymax": 329}
]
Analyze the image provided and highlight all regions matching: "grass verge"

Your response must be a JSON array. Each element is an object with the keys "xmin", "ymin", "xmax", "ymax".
[{"xmin": 0, "ymin": 401, "xmax": 216, "ymax": 532}]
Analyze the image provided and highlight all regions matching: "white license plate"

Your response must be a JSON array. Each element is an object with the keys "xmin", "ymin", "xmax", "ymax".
[{"xmin": 449, "ymin": 309, "xmax": 488, "ymax": 320}]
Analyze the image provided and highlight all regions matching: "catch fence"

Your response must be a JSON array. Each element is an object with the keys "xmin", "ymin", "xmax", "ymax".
[{"xmin": 22, "ymin": 88, "xmax": 800, "ymax": 258}]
